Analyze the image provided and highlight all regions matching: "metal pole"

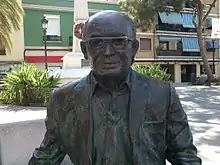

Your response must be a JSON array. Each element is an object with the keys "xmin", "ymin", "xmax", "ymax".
[
  {"xmin": 212, "ymin": 39, "xmax": 215, "ymax": 74},
  {"xmin": 44, "ymin": 29, "xmax": 48, "ymax": 70},
  {"xmin": 0, "ymin": 141, "xmax": 2, "ymax": 165}
]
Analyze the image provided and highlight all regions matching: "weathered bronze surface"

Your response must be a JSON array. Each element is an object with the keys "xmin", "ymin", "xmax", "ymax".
[{"xmin": 28, "ymin": 10, "xmax": 201, "ymax": 165}]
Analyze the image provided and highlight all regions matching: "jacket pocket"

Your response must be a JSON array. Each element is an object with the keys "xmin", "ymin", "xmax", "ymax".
[{"xmin": 141, "ymin": 120, "xmax": 165, "ymax": 150}]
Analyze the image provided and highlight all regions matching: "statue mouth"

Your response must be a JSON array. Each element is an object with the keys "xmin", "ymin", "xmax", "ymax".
[{"xmin": 103, "ymin": 63, "xmax": 118, "ymax": 69}]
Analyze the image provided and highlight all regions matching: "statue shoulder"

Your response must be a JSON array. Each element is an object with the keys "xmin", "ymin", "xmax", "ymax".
[
  {"xmin": 50, "ymin": 77, "xmax": 88, "ymax": 106},
  {"xmin": 133, "ymin": 71, "xmax": 170, "ymax": 96},
  {"xmin": 49, "ymin": 78, "xmax": 89, "ymax": 116},
  {"xmin": 55, "ymin": 77, "xmax": 87, "ymax": 95}
]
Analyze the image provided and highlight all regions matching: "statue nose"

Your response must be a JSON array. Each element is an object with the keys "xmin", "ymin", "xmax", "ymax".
[{"xmin": 103, "ymin": 44, "xmax": 114, "ymax": 56}]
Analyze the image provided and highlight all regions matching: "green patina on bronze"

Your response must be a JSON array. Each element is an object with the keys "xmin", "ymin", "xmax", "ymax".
[{"xmin": 28, "ymin": 10, "xmax": 201, "ymax": 165}]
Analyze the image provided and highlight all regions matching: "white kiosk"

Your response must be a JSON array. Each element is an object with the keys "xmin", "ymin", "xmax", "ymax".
[{"xmin": 51, "ymin": 0, "xmax": 91, "ymax": 85}]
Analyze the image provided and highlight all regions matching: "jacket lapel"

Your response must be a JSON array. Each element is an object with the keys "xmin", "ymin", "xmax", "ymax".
[
  {"xmin": 129, "ymin": 71, "xmax": 149, "ymax": 145},
  {"xmin": 71, "ymin": 75, "xmax": 93, "ymax": 164}
]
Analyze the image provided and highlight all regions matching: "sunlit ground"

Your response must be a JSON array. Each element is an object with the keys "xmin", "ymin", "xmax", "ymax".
[
  {"xmin": 0, "ymin": 106, "xmax": 46, "ymax": 125},
  {"xmin": 176, "ymin": 86, "xmax": 220, "ymax": 165}
]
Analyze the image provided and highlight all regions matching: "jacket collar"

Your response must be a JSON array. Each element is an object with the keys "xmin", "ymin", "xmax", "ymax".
[{"xmin": 86, "ymin": 69, "xmax": 132, "ymax": 95}]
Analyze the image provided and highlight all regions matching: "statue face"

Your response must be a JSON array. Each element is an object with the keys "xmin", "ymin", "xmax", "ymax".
[{"xmin": 81, "ymin": 11, "xmax": 139, "ymax": 77}]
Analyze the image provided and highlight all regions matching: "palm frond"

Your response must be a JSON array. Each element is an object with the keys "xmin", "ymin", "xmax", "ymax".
[{"xmin": 0, "ymin": 0, "xmax": 24, "ymax": 52}]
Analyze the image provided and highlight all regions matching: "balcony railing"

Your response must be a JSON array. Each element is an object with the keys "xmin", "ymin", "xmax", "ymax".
[
  {"xmin": 156, "ymin": 24, "xmax": 197, "ymax": 33},
  {"xmin": 157, "ymin": 49, "xmax": 201, "ymax": 57},
  {"xmin": 157, "ymin": 50, "xmax": 182, "ymax": 56}
]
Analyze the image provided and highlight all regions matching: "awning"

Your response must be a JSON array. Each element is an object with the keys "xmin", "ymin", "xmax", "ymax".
[
  {"xmin": 206, "ymin": 41, "xmax": 220, "ymax": 49},
  {"xmin": 182, "ymin": 38, "xmax": 200, "ymax": 52},
  {"xmin": 182, "ymin": 13, "xmax": 198, "ymax": 28},
  {"xmin": 159, "ymin": 12, "xmax": 183, "ymax": 25},
  {"xmin": 159, "ymin": 37, "xmax": 181, "ymax": 41}
]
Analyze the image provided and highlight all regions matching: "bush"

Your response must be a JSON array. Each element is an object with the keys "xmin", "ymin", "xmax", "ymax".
[
  {"xmin": 132, "ymin": 63, "xmax": 171, "ymax": 82},
  {"xmin": 0, "ymin": 63, "xmax": 61, "ymax": 106}
]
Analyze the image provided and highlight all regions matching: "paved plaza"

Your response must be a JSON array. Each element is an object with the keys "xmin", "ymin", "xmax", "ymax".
[
  {"xmin": 0, "ymin": 85, "xmax": 220, "ymax": 165},
  {"xmin": 176, "ymin": 86, "xmax": 220, "ymax": 165}
]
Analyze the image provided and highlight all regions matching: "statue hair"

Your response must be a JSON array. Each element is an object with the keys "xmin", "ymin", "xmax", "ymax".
[{"xmin": 82, "ymin": 11, "xmax": 137, "ymax": 40}]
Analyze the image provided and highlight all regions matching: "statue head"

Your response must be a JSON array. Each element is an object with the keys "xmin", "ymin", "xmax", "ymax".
[{"xmin": 81, "ymin": 10, "xmax": 139, "ymax": 77}]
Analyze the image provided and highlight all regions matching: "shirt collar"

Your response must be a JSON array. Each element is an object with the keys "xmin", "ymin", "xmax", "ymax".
[{"xmin": 88, "ymin": 69, "xmax": 132, "ymax": 94}]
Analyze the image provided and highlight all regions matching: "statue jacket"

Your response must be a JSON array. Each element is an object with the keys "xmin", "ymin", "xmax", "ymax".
[{"xmin": 28, "ymin": 70, "xmax": 201, "ymax": 165}]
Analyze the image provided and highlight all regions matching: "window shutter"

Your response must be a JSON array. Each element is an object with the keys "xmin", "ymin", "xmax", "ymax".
[{"xmin": 44, "ymin": 15, "xmax": 60, "ymax": 36}]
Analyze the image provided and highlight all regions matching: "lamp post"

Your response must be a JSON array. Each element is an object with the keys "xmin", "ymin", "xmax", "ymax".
[
  {"xmin": 41, "ymin": 16, "xmax": 48, "ymax": 70},
  {"xmin": 212, "ymin": 39, "xmax": 215, "ymax": 74}
]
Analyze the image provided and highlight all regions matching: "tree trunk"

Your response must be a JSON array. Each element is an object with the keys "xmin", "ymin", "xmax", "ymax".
[
  {"xmin": 197, "ymin": 26, "xmax": 215, "ymax": 84},
  {"xmin": 195, "ymin": 0, "xmax": 217, "ymax": 85}
]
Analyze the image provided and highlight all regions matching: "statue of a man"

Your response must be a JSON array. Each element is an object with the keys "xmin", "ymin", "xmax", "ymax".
[{"xmin": 28, "ymin": 10, "xmax": 201, "ymax": 165}]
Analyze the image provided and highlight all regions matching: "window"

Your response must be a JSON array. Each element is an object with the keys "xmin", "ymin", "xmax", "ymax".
[
  {"xmin": 44, "ymin": 14, "xmax": 61, "ymax": 41},
  {"xmin": 177, "ymin": 41, "xmax": 183, "ymax": 51},
  {"xmin": 0, "ymin": 42, "xmax": 6, "ymax": 55},
  {"xmin": 184, "ymin": 1, "xmax": 196, "ymax": 8},
  {"xmin": 140, "ymin": 38, "xmax": 151, "ymax": 51},
  {"xmin": 159, "ymin": 41, "xmax": 169, "ymax": 50},
  {"xmin": 200, "ymin": 65, "xmax": 215, "ymax": 74}
]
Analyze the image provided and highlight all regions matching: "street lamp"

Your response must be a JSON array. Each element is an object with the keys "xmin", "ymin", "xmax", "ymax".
[
  {"xmin": 41, "ymin": 16, "xmax": 48, "ymax": 70},
  {"xmin": 212, "ymin": 39, "xmax": 215, "ymax": 74}
]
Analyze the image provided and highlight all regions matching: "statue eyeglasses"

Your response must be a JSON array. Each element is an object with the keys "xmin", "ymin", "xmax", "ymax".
[{"xmin": 84, "ymin": 36, "xmax": 133, "ymax": 51}]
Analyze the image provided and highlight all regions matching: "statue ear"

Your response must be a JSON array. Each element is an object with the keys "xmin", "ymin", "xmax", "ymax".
[
  {"xmin": 80, "ymin": 41, "xmax": 88, "ymax": 59},
  {"xmin": 131, "ymin": 39, "xmax": 139, "ymax": 64},
  {"xmin": 132, "ymin": 39, "xmax": 139, "ymax": 53}
]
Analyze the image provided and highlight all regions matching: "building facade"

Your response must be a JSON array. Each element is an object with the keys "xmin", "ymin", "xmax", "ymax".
[
  {"xmin": 151, "ymin": 1, "xmax": 220, "ymax": 83},
  {"xmin": 0, "ymin": 0, "xmax": 24, "ymax": 72},
  {"xmin": 23, "ymin": 0, "xmax": 123, "ymax": 70},
  {"xmin": 2, "ymin": 0, "xmax": 219, "ymax": 82}
]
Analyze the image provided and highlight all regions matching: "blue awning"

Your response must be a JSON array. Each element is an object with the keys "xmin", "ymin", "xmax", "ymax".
[
  {"xmin": 182, "ymin": 13, "xmax": 198, "ymax": 28},
  {"xmin": 206, "ymin": 41, "xmax": 220, "ymax": 48},
  {"xmin": 159, "ymin": 12, "xmax": 183, "ymax": 25},
  {"xmin": 182, "ymin": 38, "xmax": 200, "ymax": 52}
]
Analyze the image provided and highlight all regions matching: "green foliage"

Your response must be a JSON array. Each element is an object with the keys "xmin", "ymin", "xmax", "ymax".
[
  {"xmin": 0, "ymin": 0, "xmax": 24, "ymax": 51},
  {"xmin": 132, "ymin": 63, "xmax": 171, "ymax": 81},
  {"xmin": 0, "ymin": 63, "xmax": 61, "ymax": 106},
  {"xmin": 119, "ymin": 0, "xmax": 184, "ymax": 31}
]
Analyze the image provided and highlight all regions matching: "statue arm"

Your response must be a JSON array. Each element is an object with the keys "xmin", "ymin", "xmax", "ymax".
[
  {"xmin": 28, "ymin": 89, "xmax": 66, "ymax": 165},
  {"xmin": 165, "ymin": 85, "xmax": 202, "ymax": 165}
]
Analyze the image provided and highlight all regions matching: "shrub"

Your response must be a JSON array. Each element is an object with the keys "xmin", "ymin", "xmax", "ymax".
[
  {"xmin": 0, "ymin": 63, "xmax": 61, "ymax": 106},
  {"xmin": 132, "ymin": 63, "xmax": 171, "ymax": 82}
]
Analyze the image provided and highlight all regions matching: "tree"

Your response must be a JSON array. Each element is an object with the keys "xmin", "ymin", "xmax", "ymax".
[
  {"xmin": 193, "ymin": 0, "xmax": 217, "ymax": 84},
  {"xmin": 0, "ymin": 0, "xmax": 24, "ymax": 52},
  {"xmin": 119, "ymin": 0, "xmax": 218, "ymax": 83}
]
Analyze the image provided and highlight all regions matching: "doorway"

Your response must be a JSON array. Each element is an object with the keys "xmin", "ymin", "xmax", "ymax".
[{"xmin": 181, "ymin": 64, "xmax": 196, "ymax": 82}]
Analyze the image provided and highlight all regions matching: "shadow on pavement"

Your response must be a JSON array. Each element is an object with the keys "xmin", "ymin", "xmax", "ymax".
[
  {"xmin": 176, "ymin": 86, "xmax": 220, "ymax": 163},
  {"xmin": 176, "ymin": 86, "xmax": 220, "ymax": 124}
]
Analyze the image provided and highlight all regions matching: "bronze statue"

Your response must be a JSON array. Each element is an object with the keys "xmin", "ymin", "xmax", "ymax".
[{"xmin": 28, "ymin": 10, "xmax": 201, "ymax": 165}]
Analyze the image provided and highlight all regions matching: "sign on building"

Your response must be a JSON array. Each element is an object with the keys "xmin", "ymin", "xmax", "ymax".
[{"xmin": 211, "ymin": 18, "xmax": 220, "ymax": 39}]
